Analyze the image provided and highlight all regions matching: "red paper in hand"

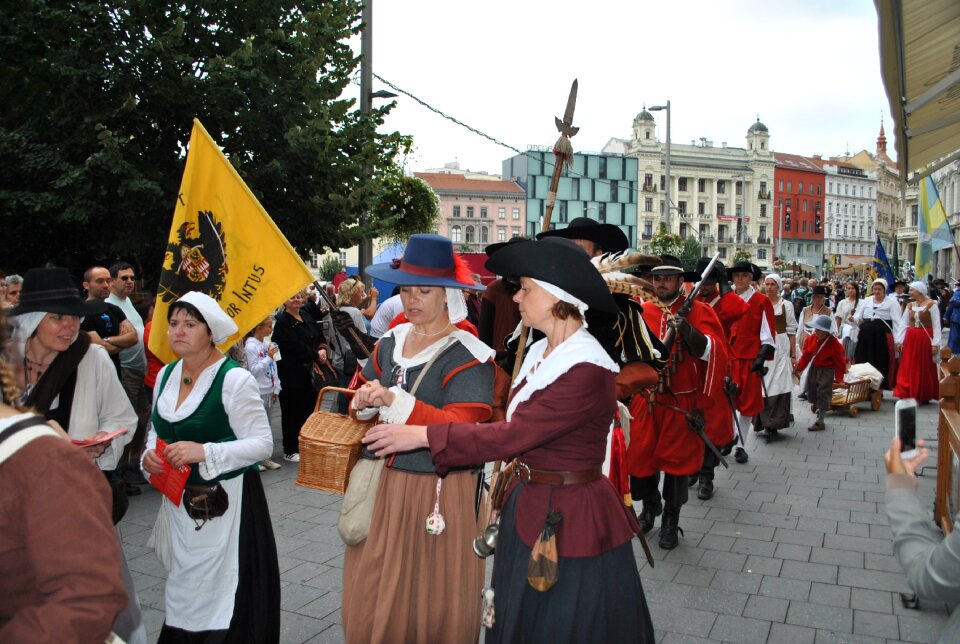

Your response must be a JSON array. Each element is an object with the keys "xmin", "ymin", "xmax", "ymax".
[{"xmin": 149, "ymin": 438, "xmax": 192, "ymax": 506}]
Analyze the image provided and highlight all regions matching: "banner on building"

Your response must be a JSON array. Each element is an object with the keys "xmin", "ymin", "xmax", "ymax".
[{"xmin": 149, "ymin": 118, "xmax": 315, "ymax": 363}]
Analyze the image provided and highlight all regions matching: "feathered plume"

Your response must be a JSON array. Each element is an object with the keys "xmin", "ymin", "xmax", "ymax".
[
  {"xmin": 591, "ymin": 251, "xmax": 661, "ymax": 275},
  {"xmin": 602, "ymin": 273, "xmax": 656, "ymax": 297},
  {"xmin": 453, "ymin": 254, "xmax": 476, "ymax": 286}
]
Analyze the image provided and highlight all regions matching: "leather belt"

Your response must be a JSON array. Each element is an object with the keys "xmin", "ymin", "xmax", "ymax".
[{"xmin": 513, "ymin": 460, "xmax": 603, "ymax": 485}]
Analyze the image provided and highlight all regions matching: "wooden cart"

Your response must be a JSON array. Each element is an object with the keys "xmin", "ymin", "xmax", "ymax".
[{"xmin": 812, "ymin": 378, "xmax": 883, "ymax": 418}]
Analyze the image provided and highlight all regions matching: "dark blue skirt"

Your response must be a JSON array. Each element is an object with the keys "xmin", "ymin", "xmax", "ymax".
[{"xmin": 488, "ymin": 487, "xmax": 655, "ymax": 643}]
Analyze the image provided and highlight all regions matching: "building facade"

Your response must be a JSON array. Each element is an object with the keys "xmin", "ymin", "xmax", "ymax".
[
  {"xmin": 502, "ymin": 150, "xmax": 638, "ymax": 244},
  {"xmin": 414, "ymin": 172, "xmax": 526, "ymax": 254},
  {"xmin": 773, "ymin": 153, "xmax": 826, "ymax": 275},
  {"xmin": 808, "ymin": 157, "xmax": 878, "ymax": 276},
  {"xmin": 603, "ymin": 112, "xmax": 776, "ymax": 268},
  {"xmin": 897, "ymin": 161, "xmax": 959, "ymax": 279}
]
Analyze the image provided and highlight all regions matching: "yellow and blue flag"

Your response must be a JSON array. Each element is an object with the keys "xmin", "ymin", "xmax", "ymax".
[
  {"xmin": 915, "ymin": 175, "xmax": 952, "ymax": 280},
  {"xmin": 149, "ymin": 119, "xmax": 316, "ymax": 363},
  {"xmin": 871, "ymin": 235, "xmax": 895, "ymax": 291}
]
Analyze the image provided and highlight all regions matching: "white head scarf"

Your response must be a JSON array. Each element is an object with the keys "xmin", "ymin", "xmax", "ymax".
[
  {"xmin": 766, "ymin": 273, "xmax": 783, "ymax": 291},
  {"xmin": 177, "ymin": 291, "xmax": 238, "ymax": 344},
  {"xmin": 11, "ymin": 311, "xmax": 47, "ymax": 361},
  {"xmin": 445, "ymin": 288, "xmax": 468, "ymax": 324},
  {"xmin": 909, "ymin": 280, "xmax": 927, "ymax": 296},
  {"xmin": 530, "ymin": 278, "xmax": 589, "ymax": 326},
  {"xmin": 871, "ymin": 278, "xmax": 888, "ymax": 292}
]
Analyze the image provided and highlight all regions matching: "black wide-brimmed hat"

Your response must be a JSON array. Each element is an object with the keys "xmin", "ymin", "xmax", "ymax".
[
  {"xmin": 649, "ymin": 254, "xmax": 699, "ymax": 281},
  {"xmin": 484, "ymin": 235, "xmax": 530, "ymax": 257},
  {"xmin": 10, "ymin": 267, "xmax": 106, "ymax": 317},
  {"xmin": 725, "ymin": 260, "xmax": 761, "ymax": 281},
  {"xmin": 694, "ymin": 257, "xmax": 727, "ymax": 285},
  {"xmin": 811, "ymin": 285, "xmax": 831, "ymax": 297},
  {"xmin": 366, "ymin": 234, "xmax": 483, "ymax": 290},
  {"xmin": 536, "ymin": 217, "xmax": 629, "ymax": 254},
  {"xmin": 620, "ymin": 253, "xmax": 662, "ymax": 276},
  {"xmin": 485, "ymin": 237, "xmax": 617, "ymax": 314}
]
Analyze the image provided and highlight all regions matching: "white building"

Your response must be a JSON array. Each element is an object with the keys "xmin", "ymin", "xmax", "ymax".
[
  {"xmin": 807, "ymin": 157, "xmax": 878, "ymax": 272},
  {"xmin": 604, "ymin": 112, "xmax": 776, "ymax": 267}
]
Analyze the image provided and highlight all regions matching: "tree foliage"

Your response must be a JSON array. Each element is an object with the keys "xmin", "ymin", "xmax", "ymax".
[
  {"xmin": 0, "ymin": 1, "xmax": 417, "ymax": 281},
  {"xmin": 679, "ymin": 237, "xmax": 701, "ymax": 272},
  {"xmin": 649, "ymin": 223, "xmax": 683, "ymax": 258},
  {"xmin": 318, "ymin": 255, "xmax": 343, "ymax": 282}
]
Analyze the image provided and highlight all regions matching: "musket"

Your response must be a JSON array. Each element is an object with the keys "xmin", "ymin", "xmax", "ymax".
[
  {"xmin": 723, "ymin": 375, "xmax": 745, "ymax": 450},
  {"xmin": 660, "ymin": 252, "xmax": 721, "ymax": 355},
  {"xmin": 652, "ymin": 399, "xmax": 729, "ymax": 469}
]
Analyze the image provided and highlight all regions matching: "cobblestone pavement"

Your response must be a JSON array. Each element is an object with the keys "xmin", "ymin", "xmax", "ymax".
[{"xmin": 122, "ymin": 391, "xmax": 951, "ymax": 643}]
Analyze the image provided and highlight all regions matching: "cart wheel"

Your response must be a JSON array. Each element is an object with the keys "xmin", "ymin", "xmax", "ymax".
[
  {"xmin": 849, "ymin": 406, "xmax": 858, "ymax": 418},
  {"xmin": 871, "ymin": 391, "xmax": 882, "ymax": 411}
]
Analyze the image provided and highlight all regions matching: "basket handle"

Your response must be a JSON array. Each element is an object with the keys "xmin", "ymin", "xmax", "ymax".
[{"xmin": 314, "ymin": 386, "xmax": 357, "ymax": 412}]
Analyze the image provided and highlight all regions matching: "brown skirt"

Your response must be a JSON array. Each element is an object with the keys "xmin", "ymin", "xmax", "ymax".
[{"xmin": 342, "ymin": 467, "xmax": 485, "ymax": 644}]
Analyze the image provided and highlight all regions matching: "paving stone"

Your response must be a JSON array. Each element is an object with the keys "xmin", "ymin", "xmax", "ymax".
[
  {"xmin": 709, "ymin": 521, "xmax": 776, "ymax": 541},
  {"xmin": 280, "ymin": 611, "xmax": 332, "ymax": 643},
  {"xmin": 674, "ymin": 565, "xmax": 717, "ymax": 588},
  {"xmin": 849, "ymin": 588, "xmax": 893, "ymax": 614},
  {"xmin": 639, "ymin": 559, "xmax": 681, "ymax": 582},
  {"xmin": 696, "ymin": 549, "xmax": 746, "ymax": 572},
  {"xmin": 774, "ymin": 528, "xmax": 826, "ymax": 547},
  {"xmin": 697, "ymin": 534, "xmax": 735, "ymax": 552},
  {"xmin": 647, "ymin": 601, "xmax": 717, "ymax": 638},
  {"xmin": 853, "ymin": 609, "xmax": 900, "ymax": 639},
  {"xmin": 808, "ymin": 582, "xmax": 850, "ymax": 608},
  {"xmin": 737, "ymin": 510, "xmax": 800, "ymax": 529},
  {"xmin": 768, "ymin": 621, "xmax": 816, "ymax": 643},
  {"xmin": 863, "ymin": 553, "xmax": 903, "ymax": 573},
  {"xmin": 811, "ymin": 630, "xmax": 885, "ymax": 644},
  {"xmin": 660, "ymin": 633, "xmax": 721, "ymax": 644},
  {"xmin": 837, "ymin": 567, "xmax": 912, "ymax": 593},
  {"xmin": 822, "ymin": 534, "xmax": 896, "ymax": 556},
  {"xmin": 731, "ymin": 538, "xmax": 778, "ymax": 557},
  {"xmin": 744, "ymin": 555, "xmax": 783, "ymax": 576},
  {"xmin": 743, "ymin": 594, "xmax": 789, "ymax": 622},
  {"xmin": 897, "ymin": 612, "xmax": 951, "ymax": 643},
  {"xmin": 775, "ymin": 543, "xmax": 812, "ymax": 562},
  {"xmin": 786, "ymin": 601, "xmax": 853, "ymax": 632},
  {"xmin": 709, "ymin": 569, "xmax": 763, "ymax": 595},
  {"xmin": 809, "ymin": 547, "xmax": 864, "ymax": 568},
  {"xmin": 836, "ymin": 521, "xmax": 871, "ymax": 537},
  {"xmin": 709, "ymin": 613, "xmax": 771, "ymax": 644},
  {"xmin": 796, "ymin": 517, "xmax": 839, "ymax": 534},
  {"xmin": 781, "ymin": 560, "xmax": 839, "ymax": 584},
  {"xmin": 304, "ymin": 623, "xmax": 344, "ymax": 643},
  {"xmin": 759, "ymin": 576, "xmax": 811, "ymax": 601}
]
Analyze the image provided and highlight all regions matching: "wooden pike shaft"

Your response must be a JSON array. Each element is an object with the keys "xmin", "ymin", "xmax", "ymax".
[{"xmin": 541, "ymin": 153, "xmax": 566, "ymax": 233}]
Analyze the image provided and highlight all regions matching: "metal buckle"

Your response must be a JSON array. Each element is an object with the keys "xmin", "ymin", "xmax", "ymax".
[{"xmin": 515, "ymin": 461, "xmax": 531, "ymax": 483}]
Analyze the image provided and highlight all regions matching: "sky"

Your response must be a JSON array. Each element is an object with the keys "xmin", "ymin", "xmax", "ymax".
[{"xmin": 351, "ymin": 0, "xmax": 893, "ymax": 176}]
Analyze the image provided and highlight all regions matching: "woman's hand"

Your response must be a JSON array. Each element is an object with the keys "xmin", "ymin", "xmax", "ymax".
[
  {"xmin": 362, "ymin": 423, "xmax": 428, "ymax": 457},
  {"xmin": 163, "ymin": 441, "xmax": 207, "ymax": 469},
  {"xmin": 885, "ymin": 438, "xmax": 929, "ymax": 477},
  {"xmin": 142, "ymin": 448, "xmax": 165, "ymax": 475},
  {"xmin": 318, "ymin": 348, "xmax": 327, "ymax": 362},
  {"xmin": 354, "ymin": 380, "xmax": 396, "ymax": 409},
  {"xmin": 82, "ymin": 431, "xmax": 110, "ymax": 459},
  {"xmin": 268, "ymin": 344, "xmax": 279, "ymax": 358}
]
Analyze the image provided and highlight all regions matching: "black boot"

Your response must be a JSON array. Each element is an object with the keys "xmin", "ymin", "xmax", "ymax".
[
  {"xmin": 697, "ymin": 447, "xmax": 718, "ymax": 500},
  {"xmin": 734, "ymin": 446, "xmax": 749, "ymax": 464},
  {"xmin": 659, "ymin": 474, "xmax": 688, "ymax": 549},
  {"xmin": 631, "ymin": 473, "xmax": 662, "ymax": 534}
]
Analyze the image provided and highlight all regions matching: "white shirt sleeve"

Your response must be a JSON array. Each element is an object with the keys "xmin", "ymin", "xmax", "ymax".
[
  {"xmin": 84, "ymin": 347, "xmax": 137, "ymax": 471},
  {"xmin": 243, "ymin": 338, "xmax": 271, "ymax": 382},
  {"xmin": 783, "ymin": 301, "xmax": 797, "ymax": 336},
  {"xmin": 895, "ymin": 306, "xmax": 909, "ymax": 345},
  {"xmin": 198, "ymin": 368, "xmax": 274, "ymax": 480},
  {"xmin": 930, "ymin": 304, "xmax": 942, "ymax": 348},
  {"xmin": 759, "ymin": 308, "xmax": 776, "ymax": 347}
]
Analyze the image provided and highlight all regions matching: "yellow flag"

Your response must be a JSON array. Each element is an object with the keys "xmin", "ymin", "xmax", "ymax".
[{"xmin": 149, "ymin": 119, "xmax": 315, "ymax": 363}]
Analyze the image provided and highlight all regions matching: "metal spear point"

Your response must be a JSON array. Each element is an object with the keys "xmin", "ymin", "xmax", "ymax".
[
  {"xmin": 542, "ymin": 78, "xmax": 579, "ymax": 233},
  {"xmin": 554, "ymin": 79, "xmax": 580, "ymax": 138}
]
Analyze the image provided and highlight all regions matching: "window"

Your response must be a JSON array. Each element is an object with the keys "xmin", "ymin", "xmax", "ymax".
[
  {"xmin": 698, "ymin": 202, "xmax": 706, "ymax": 215},
  {"xmin": 339, "ymin": 250, "xmax": 348, "ymax": 266},
  {"xmin": 660, "ymin": 175, "xmax": 666, "ymax": 190},
  {"xmin": 735, "ymin": 205, "xmax": 742, "ymax": 217},
  {"xmin": 868, "ymin": 205, "xmax": 873, "ymax": 217},
  {"xmin": 678, "ymin": 201, "xmax": 687, "ymax": 214},
  {"xmin": 679, "ymin": 223, "xmax": 688, "ymax": 239},
  {"xmin": 802, "ymin": 220, "xmax": 807, "ymax": 232},
  {"xmin": 480, "ymin": 227, "xmax": 488, "ymax": 243},
  {"xmin": 465, "ymin": 226, "xmax": 475, "ymax": 243},
  {"xmin": 911, "ymin": 205, "xmax": 919, "ymax": 226},
  {"xmin": 829, "ymin": 203, "xmax": 833, "ymax": 214},
  {"xmin": 844, "ymin": 185, "xmax": 849, "ymax": 195},
  {"xmin": 843, "ymin": 224, "xmax": 848, "ymax": 236},
  {"xmin": 660, "ymin": 200, "xmax": 665, "ymax": 215},
  {"xmin": 828, "ymin": 181, "xmax": 833, "ymax": 193},
  {"xmin": 511, "ymin": 227, "xmax": 520, "ymax": 238},
  {"xmin": 757, "ymin": 248, "xmax": 767, "ymax": 260},
  {"xmin": 451, "ymin": 225, "xmax": 462, "ymax": 242},
  {"xmin": 736, "ymin": 181, "xmax": 743, "ymax": 196},
  {"xmin": 760, "ymin": 204, "xmax": 767, "ymax": 218},
  {"xmin": 869, "ymin": 187, "xmax": 874, "ymax": 198},
  {"xmin": 498, "ymin": 207, "xmax": 506, "ymax": 219},
  {"xmin": 480, "ymin": 207, "xmax": 488, "ymax": 218},
  {"xmin": 760, "ymin": 181, "xmax": 767, "ymax": 195},
  {"xmin": 787, "ymin": 181, "xmax": 792, "ymax": 192},
  {"xmin": 466, "ymin": 206, "xmax": 474, "ymax": 218},
  {"xmin": 779, "ymin": 179, "xmax": 784, "ymax": 191},
  {"xmin": 497, "ymin": 228, "xmax": 506, "ymax": 242},
  {"xmin": 571, "ymin": 178, "xmax": 580, "ymax": 200},
  {"xmin": 759, "ymin": 225, "xmax": 767, "ymax": 240},
  {"xmin": 717, "ymin": 204, "xmax": 725, "ymax": 217},
  {"xmin": 678, "ymin": 177, "xmax": 688, "ymax": 192},
  {"xmin": 859, "ymin": 205, "xmax": 864, "ymax": 216},
  {"xmin": 453, "ymin": 205, "xmax": 461, "ymax": 217},
  {"xmin": 816, "ymin": 185, "xmax": 821, "ymax": 196},
  {"xmin": 698, "ymin": 178, "xmax": 706, "ymax": 192},
  {"xmin": 644, "ymin": 174, "xmax": 654, "ymax": 189},
  {"xmin": 644, "ymin": 197, "xmax": 653, "ymax": 212},
  {"xmin": 859, "ymin": 224, "xmax": 863, "ymax": 237},
  {"xmin": 644, "ymin": 221, "xmax": 653, "ymax": 236},
  {"xmin": 843, "ymin": 204, "xmax": 848, "ymax": 215},
  {"xmin": 512, "ymin": 208, "xmax": 520, "ymax": 220},
  {"xmin": 598, "ymin": 203, "xmax": 607, "ymax": 223},
  {"xmin": 610, "ymin": 180, "xmax": 618, "ymax": 201},
  {"xmin": 717, "ymin": 180, "xmax": 726, "ymax": 194},
  {"xmin": 803, "ymin": 200, "xmax": 808, "ymax": 212},
  {"xmin": 719, "ymin": 247, "xmax": 728, "ymax": 259},
  {"xmin": 598, "ymin": 157, "xmax": 606, "ymax": 179},
  {"xmin": 798, "ymin": 181, "xmax": 804, "ymax": 194}
]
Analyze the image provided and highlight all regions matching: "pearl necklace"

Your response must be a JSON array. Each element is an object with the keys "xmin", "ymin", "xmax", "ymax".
[{"xmin": 411, "ymin": 324, "xmax": 452, "ymax": 337}]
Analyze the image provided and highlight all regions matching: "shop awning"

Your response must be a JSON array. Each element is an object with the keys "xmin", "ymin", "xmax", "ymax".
[{"xmin": 876, "ymin": 0, "xmax": 960, "ymax": 182}]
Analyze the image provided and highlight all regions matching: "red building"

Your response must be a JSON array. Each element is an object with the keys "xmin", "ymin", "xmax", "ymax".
[{"xmin": 773, "ymin": 153, "xmax": 826, "ymax": 275}]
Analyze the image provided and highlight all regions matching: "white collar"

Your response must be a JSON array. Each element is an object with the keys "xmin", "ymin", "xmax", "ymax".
[
  {"xmin": 737, "ymin": 286, "xmax": 755, "ymax": 302},
  {"xmin": 383, "ymin": 323, "xmax": 495, "ymax": 365},
  {"xmin": 506, "ymin": 327, "xmax": 618, "ymax": 421}
]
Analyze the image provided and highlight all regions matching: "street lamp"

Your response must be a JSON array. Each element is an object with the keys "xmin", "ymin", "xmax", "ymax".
[{"xmin": 649, "ymin": 101, "xmax": 671, "ymax": 232}]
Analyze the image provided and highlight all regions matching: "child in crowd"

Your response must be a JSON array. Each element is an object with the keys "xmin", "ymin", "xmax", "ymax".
[
  {"xmin": 244, "ymin": 317, "xmax": 282, "ymax": 470},
  {"xmin": 795, "ymin": 314, "xmax": 847, "ymax": 431}
]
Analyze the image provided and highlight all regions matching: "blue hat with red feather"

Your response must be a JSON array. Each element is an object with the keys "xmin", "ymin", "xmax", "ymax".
[{"xmin": 365, "ymin": 234, "xmax": 483, "ymax": 290}]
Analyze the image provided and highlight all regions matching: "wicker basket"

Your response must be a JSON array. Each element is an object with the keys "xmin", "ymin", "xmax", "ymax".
[{"xmin": 296, "ymin": 387, "xmax": 372, "ymax": 494}]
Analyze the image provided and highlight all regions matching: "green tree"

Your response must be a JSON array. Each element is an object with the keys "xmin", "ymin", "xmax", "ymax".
[
  {"xmin": 649, "ymin": 223, "xmax": 683, "ymax": 258},
  {"xmin": 0, "ymin": 1, "xmax": 420, "ymax": 280},
  {"xmin": 733, "ymin": 248, "xmax": 753, "ymax": 264},
  {"xmin": 679, "ymin": 237, "xmax": 702, "ymax": 272},
  {"xmin": 318, "ymin": 255, "xmax": 343, "ymax": 282}
]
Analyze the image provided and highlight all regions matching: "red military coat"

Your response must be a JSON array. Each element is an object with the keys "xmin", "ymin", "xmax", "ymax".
[
  {"xmin": 728, "ymin": 289, "xmax": 776, "ymax": 417},
  {"xmin": 700, "ymin": 291, "xmax": 748, "ymax": 445},
  {"xmin": 627, "ymin": 294, "xmax": 726, "ymax": 477}
]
